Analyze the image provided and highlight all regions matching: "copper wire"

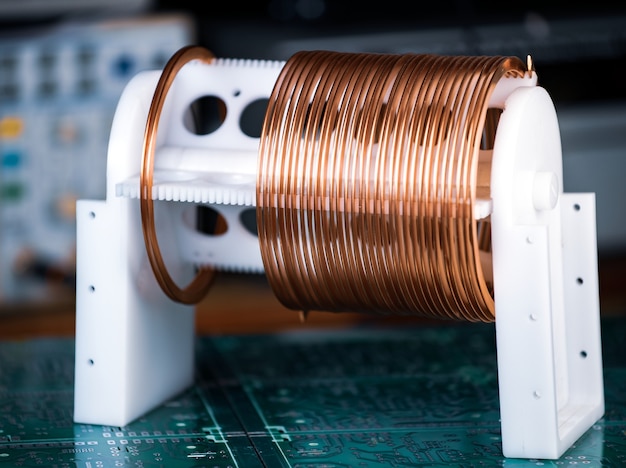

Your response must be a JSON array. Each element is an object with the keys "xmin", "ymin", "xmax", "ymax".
[
  {"xmin": 140, "ymin": 46, "xmax": 527, "ymax": 318},
  {"xmin": 140, "ymin": 45, "xmax": 217, "ymax": 304},
  {"xmin": 257, "ymin": 51, "xmax": 527, "ymax": 322}
]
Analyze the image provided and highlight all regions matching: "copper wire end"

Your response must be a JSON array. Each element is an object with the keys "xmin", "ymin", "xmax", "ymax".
[{"xmin": 526, "ymin": 54, "xmax": 534, "ymax": 75}]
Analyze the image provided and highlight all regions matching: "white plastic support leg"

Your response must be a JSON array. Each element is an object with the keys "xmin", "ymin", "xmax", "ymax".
[
  {"xmin": 73, "ymin": 59, "xmax": 283, "ymax": 427},
  {"xmin": 73, "ymin": 70, "xmax": 198, "ymax": 427},
  {"xmin": 491, "ymin": 86, "xmax": 604, "ymax": 459},
  {"xmin": 74, "ymin": 197, "xmax": 196, "ymax": 427}
]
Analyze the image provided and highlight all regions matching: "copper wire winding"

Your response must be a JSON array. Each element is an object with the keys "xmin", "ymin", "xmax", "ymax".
[
  {"xmin": 140, "ymin": 45, "xmax": 217, "ymax": 304},
  {"xmin": 140, "ymin": 46, "xmax": 527, "ymax": 320},
  {"xmin": 257, "ymin": 51, "xmax": 527, "ymax": 322}
]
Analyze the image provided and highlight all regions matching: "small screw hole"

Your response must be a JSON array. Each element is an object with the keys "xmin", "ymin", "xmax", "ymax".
[
  {"xmin": 573, "ymin": 203, "xmax": 581, "ymax": 211},
  {"xmin": 89, "ymin": 211, "xmax": 96, "ymax": 219},
  {"xmin": 580, "ymin": 350, "xmax": 588, "ymax": 359},
  {"xmin": 88, "ymin": 359, "xmax": 95, "ymax": 366},
  {"xmin": 233, "ymin": 89, "xmax": 241, "ymax": 97},
  {"xmin": 576, "ymin": 277, "xmax": 584, "ymax": 285},
  {"xmin": 88, "ymin": 285, "xmax": 95, "ymax": 292}
]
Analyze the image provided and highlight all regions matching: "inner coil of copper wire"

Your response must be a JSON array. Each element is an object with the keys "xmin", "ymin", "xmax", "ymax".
[{"xmin": 257, "ymin": 51, "xmax": 527, "ymax": 322}]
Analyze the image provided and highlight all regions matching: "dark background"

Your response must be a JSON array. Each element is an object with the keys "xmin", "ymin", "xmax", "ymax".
[{"xmin": 156, "ymin": 1, "xmax": 626, "ymax": 103}]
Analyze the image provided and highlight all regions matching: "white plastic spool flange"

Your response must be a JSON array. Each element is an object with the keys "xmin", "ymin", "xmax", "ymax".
[{"xmin": 491, "ymin": 85, "xmax": 604, "ymax": 459}]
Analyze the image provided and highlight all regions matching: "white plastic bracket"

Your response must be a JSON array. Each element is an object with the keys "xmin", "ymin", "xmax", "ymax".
[
  {"xmin": 74, "ymin": 59, "xmax": 283, "ymax": 426},
  {"xmin": 491, "ymin": 86, "xmax": 604, "ymax": 459}
]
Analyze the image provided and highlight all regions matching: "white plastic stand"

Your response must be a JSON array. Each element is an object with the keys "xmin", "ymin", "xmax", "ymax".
[
  {"xmin": 74, "ymin": 59, "xmax": 283, "ymax": 426},
  {"xmin": 74, "ymin": 58, "xmax": 604, "ymax": 459},
  {"xmin": 491, "ymin": 86, "xmax": 604, "ymax": 459}
]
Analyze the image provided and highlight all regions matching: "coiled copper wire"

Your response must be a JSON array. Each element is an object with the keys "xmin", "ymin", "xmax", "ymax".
[
  {"xmin": 140, "ymin": 45, "xmax": 217, "ymax": 304},
  {"xmin": 140, "ymin": 46, "xmax": 527, "ymax": 320},
  {"xmin": 257, "ymin": 51, "xmax": 527, "ymax": 322}
]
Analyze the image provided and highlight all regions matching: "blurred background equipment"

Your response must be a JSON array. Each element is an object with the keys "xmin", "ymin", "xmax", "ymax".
[
  {"xmin": 0, "ymin": 11, "xmax": 194, "ymax": 306},
  {"xmin": 0, "ymin": 0, "xmax": 150, "ymax": 18}
]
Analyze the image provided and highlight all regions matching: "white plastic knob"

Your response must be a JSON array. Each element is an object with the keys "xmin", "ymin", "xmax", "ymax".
[{"xmin": 533, "ymin": 171, "xmax": 559, "ymax": 211}]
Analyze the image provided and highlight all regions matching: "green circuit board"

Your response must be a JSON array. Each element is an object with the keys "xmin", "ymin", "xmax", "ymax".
[{"xmin": 1, "ymin": 318, "xmax": 625, "ymax": 467}]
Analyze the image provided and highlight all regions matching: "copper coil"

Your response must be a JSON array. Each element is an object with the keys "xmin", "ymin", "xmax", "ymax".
[
  {"xmin": 140, "ymin": 45, "xmax": 217, "ymax": 304},
  {"xmin": 139, "ymin": 47, "xmax": 527, "ymax": 319},
  {"xmin": 257, "ymin": 51, "xmax": 527, "ymax": 322}
]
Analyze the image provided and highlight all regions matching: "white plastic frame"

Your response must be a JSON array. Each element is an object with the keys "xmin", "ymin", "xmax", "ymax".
[
  {"xmin": 491, "ymin": 86, "xmax": 604, "ymax": 458},
  {"xmin": 74, "ymin": 59, "xmax": 283, "ymax": 425},
  {"xmin": 73, "ymin": 58, "xmax": 604, "ymax": 460}
]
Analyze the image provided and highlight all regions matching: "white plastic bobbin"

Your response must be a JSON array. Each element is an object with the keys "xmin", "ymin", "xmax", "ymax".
[{"xmin": 113, "ymin": 58, "xmax": 285, "ymax": 273}]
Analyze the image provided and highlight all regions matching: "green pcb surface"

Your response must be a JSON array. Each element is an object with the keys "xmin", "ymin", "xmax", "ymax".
[{"xmin": 1, "ymin": 317, "xmax": 625, "ymax": 467}]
